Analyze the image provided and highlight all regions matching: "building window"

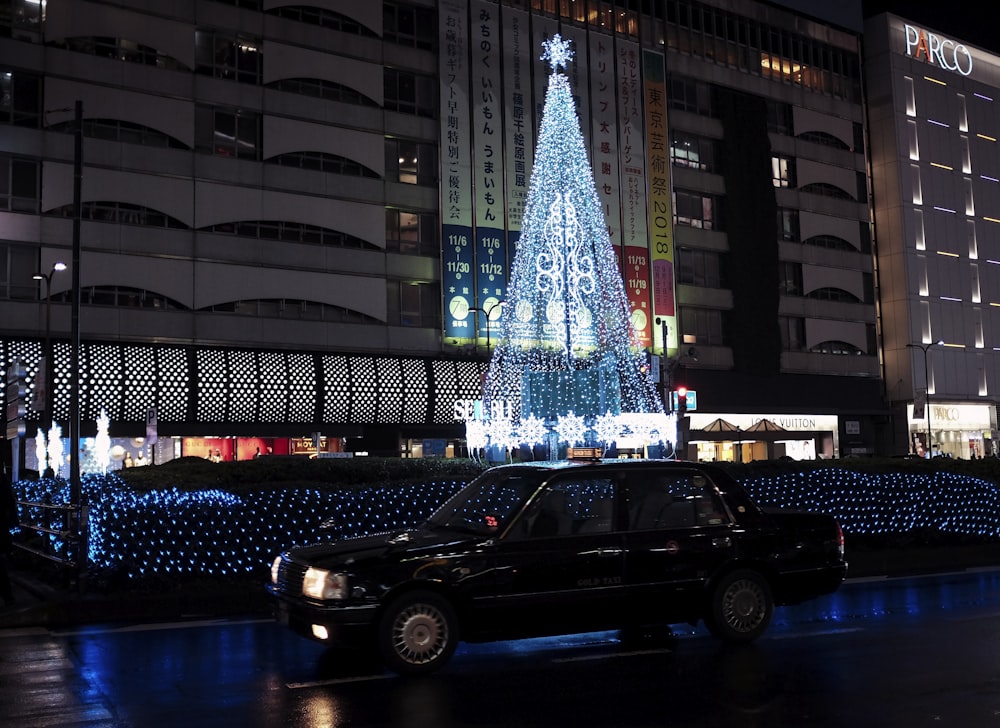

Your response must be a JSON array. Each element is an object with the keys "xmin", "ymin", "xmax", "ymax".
[
  {"xmin": 810, "ymin": 340, "xmax": 863, "ymax": 355},
  {"xmin": 799, "ymin": 182, "xmax": 853, "ymax": 201},
  {"xmin": 386, "ymin": 209, "xmax": 439, "ymax": 255},
  {"xmin": 269, "ymin": 78, "xmax": 379, "ymax": 107},
  {"xmin": 670, "ymin": 130, "xmax": 718, "ymax": 172},
  {"xmin": 272, "ymin": 152, "xmax": 379, "ymax": 178},
  {"xmin": 680, "ymin": 307, "xmax": 726, "ymax": 346},
  {"xmin": 206, "ymin": 220, "xmax": 378, "ymax": 251},
  {"xmin": 195, "ymin": 106, "xmax": 260, "ymax": 159},
  {"xmin": 778, "ymin": 316, "xmax": 805, "ymax": 351},
  {"xmin": 384, "ymin": 2, "xmax": 435, "ymax": 50},
  {"xmin": 58, "ymin": 37, "xmax": 186, "ymax": 71},
  {"xmin": 50, "ymin": 201, "xmax": 187, "ymax": 228},
  {"xmin": 798, "ymin": 131, "xmax": 849, "ymax": 151},
  {"xmin": 208, "ymin": 0, "xmax": 261, "ymax": 9},
  {"xmin": 80, "ymin": 119, "xmax": 187, "ymax": 149},
  {"xmin": 778, "ymin": 262, "xmax": 802, "ymax": 296},
  {"xmin": 777, "ymin": 208, "xmax": 799, "ymax": 241},
  {"xmin": 803, "ymin": 234, "xmax": 854, "ymax": 251},
  {"xmin": 388, "ymin": 280, "xmax": 440, "ymax": 328},
  {"xmin": 765, "ymin": 100, "xmax": 792, "ymax": 135},
  {"xmin": 771, "ymin": 155, "xmax": 796, "ymax": 188},
  {"xmin": 673, "ymin": 189, "xmax": 719, "ymax": 230},
  {"xmin": 52, "ymin": 285, "xmax": 184, "ymax": 310},
  {"xmin": 0, "ymin": 69, "xmax": 41, "ymax": 127},
  {"xmin": 385, "ymin": 138, "xmax": 438, "ymax": 185},
  {"xmin": 667, "ymin": 76, "xmax": 713, "ymax": 116},
  {"xmin": 267, "ymin": 5, "xmax": 377, "ymax": 36},
  {"xmin": 4, "ymin": 0, "xmax": 44, "ymax": 32},
  {"xmin": 806, "ymin": 287, "xmax": 860, "ymax": 303},
  {"xmin": 0, "ymin": 241, "xmax": 36, "ymax": 300},
  {"xmin": 195, "ymin": 30, "xmax": 262, "ymax": 84},
  {"xmin": 0, "ymin": 154, "xmax": 38, "ymax": 212},
  {"xmin": 384, "ymin": 68, "xmax": 436, "ymax": 118},
  {"xmin": 677, "ymin": 248, "xmax": 726, "ymax": 288}
]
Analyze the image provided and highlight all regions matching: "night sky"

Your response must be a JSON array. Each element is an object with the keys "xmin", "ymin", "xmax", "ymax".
[{"xmin": 862, "ymin": 2, "xmax": 992, "ymax": 53}]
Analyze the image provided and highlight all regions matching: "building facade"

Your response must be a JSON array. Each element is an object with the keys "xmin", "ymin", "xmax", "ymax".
[
  {"xmin": 1, "ymin": 0, "xmax": 888, "ymax": 464},
  {"xmin": 865, "ymin": 14, "xmax": 1000, "ymax": 458}
]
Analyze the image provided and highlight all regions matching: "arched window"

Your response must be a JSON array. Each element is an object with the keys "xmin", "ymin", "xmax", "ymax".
[
  {"xmin": 810, "ymin": 340, "xmax": 863, "ymax": 355},
  {"xmin": 805, "ymin": 287, "xmax": 860, "ymax": 303}
]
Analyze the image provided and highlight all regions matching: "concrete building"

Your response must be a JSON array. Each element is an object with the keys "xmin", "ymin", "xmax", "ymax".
[{"xmin": 0, "ymin": 0, "xmax": 887, "ymax": 463}]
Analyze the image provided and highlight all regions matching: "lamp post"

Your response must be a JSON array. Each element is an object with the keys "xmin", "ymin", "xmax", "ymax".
[
  {"xmin": 469, "ymin": 301, "xmax": 506, "ymax": 352},
  {"xmin": 33, "ymin": 261, "xmax": 67, "ymax": 476},
  {"xmin": 907, "ymin": 340, "xmax": 942, "ymax": 456}
]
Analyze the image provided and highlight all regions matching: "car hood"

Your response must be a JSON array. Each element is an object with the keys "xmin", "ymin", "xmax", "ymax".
[{"xmin": 286, "ymin": 528, "xmax": 481, "ymax": 570}]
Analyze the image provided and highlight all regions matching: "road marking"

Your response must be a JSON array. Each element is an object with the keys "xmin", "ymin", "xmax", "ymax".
[{"xmin": 287, "ymin": 674, "xmax": 390, "ymax": 689}]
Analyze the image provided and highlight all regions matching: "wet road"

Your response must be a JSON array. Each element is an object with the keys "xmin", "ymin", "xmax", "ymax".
[{"xmin": 3, "ymin": 569, "xmax": 1000, "ymax": 727}]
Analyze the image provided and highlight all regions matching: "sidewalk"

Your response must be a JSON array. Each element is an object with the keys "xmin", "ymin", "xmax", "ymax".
[
  {"xmin": 0, "ymin": 566, "xmax": 269, "ymax": 629},
  {"xmin": 3, "ymin": 545, "xmax": 1000, "ymax": 630}
]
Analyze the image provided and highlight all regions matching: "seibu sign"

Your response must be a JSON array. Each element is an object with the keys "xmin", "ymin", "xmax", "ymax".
[{"xmin": 904, "ymin": 24, "xmax": 973, "ymax": 76}]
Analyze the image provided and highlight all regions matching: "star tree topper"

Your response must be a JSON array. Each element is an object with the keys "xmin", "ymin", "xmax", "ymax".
[{"xmin": 541, "ymin": 33, "xmax": 573, "ymax": 72}]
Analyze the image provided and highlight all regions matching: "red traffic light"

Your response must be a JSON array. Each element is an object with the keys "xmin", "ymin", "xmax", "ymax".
[{"xmin": 676, "ymin": 386, "xmax": 687, "ymax": 397}]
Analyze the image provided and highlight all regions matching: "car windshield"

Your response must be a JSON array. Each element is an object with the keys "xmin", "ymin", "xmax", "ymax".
[{"xmin": 424, "ymin": 468, "xmax": 548, "ymax": 536}]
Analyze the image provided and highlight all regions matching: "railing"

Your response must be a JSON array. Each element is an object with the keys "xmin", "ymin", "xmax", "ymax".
[{"xmin": 14, "ymin": 497, "xmax": 88, "ymax": 569}]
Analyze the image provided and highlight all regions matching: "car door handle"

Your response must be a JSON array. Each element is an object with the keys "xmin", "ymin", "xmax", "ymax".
[
  {"xmin": 712, "ymin": 537, "xmax": 732, "ymax": 549},
  {"xmin": 595, "ymin": 547, "xmax": 624, "ymax": 557}
]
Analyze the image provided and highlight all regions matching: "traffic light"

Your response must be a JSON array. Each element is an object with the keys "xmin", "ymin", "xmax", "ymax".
[{"xmin": 675, "ymin": 385, "xmax": 688, "ymax": 414}]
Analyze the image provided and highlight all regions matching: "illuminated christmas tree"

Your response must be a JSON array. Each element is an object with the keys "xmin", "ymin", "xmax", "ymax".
[{"xmin": 476, "ymin": 35, "xmax": 666, "ymax": 455}]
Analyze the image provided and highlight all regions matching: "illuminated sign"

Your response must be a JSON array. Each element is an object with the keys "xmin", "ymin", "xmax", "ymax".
[{"xmin": 904, "ymin": 24, "xmax": 973, "ymax": 76}]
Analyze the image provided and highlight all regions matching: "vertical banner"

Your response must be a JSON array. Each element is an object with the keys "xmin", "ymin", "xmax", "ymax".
[
  {"xmin": 589, "ymin": 31, "xmax": 623, "ymax": 256},
  {"xmin": 439, "ymin": 0, "xmax": 476, "ymax": 343},
  {"xmin": 643, "ymin": 49, "xmax": 677, "ymax": 356},
  {"xmin": 472, "ymin": 0, "xmax": 507, "ymax": 343},
  {"xmin": 531, "ymin": 15, "xmax": 560, "ymax": 131},
  {"xmin": 560, "ymin": 25, "xmax": 591, "ymax": 152},
  {"xmin": 616, "ymin": 38, "xmax": 652, "ymax": 348},
  {"xmin": 502, "ymin": 6, "xmax": 532, "ymax": 266}
]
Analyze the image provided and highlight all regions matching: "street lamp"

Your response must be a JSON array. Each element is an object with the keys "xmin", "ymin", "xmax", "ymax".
[
  {"xmin": 469, "ymin": 301, "xmax": 506, "ymax": 352},
  {"xmin": 33, "ymin": 261, "xmax": 67, "ymax": 475},
  {"xmin": 907, "ymin": 340, "xmax": 943, "ymax": 457}
]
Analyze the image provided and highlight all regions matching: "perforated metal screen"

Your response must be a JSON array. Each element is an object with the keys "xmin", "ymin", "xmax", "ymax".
[{"xmin": 1, "ymin": 338, "xmax": 486, "ymax": 429}]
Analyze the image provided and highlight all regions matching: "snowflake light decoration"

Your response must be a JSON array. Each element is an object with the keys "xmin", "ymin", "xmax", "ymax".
[
  {"xmin": 518, "ymin": 415, "xmax": 549, "ymax": 446},
  {"xmin": 540, "ymin": 33, "xmax": 573, "ymax": 71},
  {"xmin": 555, "ymin": 411, "xmax": 587, "ymax": 445},
  {"xmin": 593, "ymin": 412, "xmax": 623, "ymax": 445},
  {"xmin": 486, "ymin": 417, "xmax": 517, "ymax": 453},
  {"xmin": 465, "ymin": 419, "xmax": 488, "ymax": 453}
]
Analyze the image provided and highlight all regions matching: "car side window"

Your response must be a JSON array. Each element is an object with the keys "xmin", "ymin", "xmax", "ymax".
[
  {"xmin": 520, "ymin": 477, "xmax": 617, "ymax": 538},
  {"xmin": 627, "ymin": 472, "xmax": 730, "ymax": 531}
]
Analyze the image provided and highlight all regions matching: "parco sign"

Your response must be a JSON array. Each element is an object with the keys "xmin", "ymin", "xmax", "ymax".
[{"xmin": 904, "ymin": 24, "xmax": 973, "ymax": 76}]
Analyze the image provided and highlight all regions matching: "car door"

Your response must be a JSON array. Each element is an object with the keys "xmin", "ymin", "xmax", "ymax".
[
  {"xmin": 479, "ymin": 471, "xmax": 627, "ymax": 640},
  {"xmin": 622, "ymin": 468, "xmax": 737, "ymax": 625}
]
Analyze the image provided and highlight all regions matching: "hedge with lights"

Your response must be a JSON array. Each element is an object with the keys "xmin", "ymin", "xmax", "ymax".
[{"xmin": 10, "ymin": 459, "xmax": 1000, "ymax": 582}]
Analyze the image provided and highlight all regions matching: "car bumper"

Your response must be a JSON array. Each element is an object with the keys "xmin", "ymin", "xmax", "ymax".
[{"xmin": 268, "ymin": 587, "xmax": 379, "ymax": 647}]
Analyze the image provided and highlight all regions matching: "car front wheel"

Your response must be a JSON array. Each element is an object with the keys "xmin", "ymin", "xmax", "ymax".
[
  {"xmin": 377, "ymin": 590, "xmax": 458, "ymax": 675},
  {"xmin": 705, "ymin": 569, "xmax": 773, "ymax": 643}
]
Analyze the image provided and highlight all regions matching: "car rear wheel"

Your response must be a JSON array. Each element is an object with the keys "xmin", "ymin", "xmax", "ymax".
[
  {"xmin": 705, "ymin": 569, "xmax": 773, "ymax": 643},
  {"xmin": 377, "ymin": 590, "xmax": 458, "ymax": 675}
]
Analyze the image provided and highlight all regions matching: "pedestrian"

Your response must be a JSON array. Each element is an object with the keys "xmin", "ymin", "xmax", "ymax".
[{"xmin": 1, "ymin": 450, "xmax": 18, "ymax": 607}]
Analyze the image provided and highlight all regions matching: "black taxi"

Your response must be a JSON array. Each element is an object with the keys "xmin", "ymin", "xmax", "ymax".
[{"xmin": 268, "ymin": 460, "xmax": 846, "ymax": 674}]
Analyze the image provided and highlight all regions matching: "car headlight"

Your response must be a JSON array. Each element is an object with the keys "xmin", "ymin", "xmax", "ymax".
[{"xmin": 302, "ymin": 567, "xmax": 347, "ymax": 600}]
